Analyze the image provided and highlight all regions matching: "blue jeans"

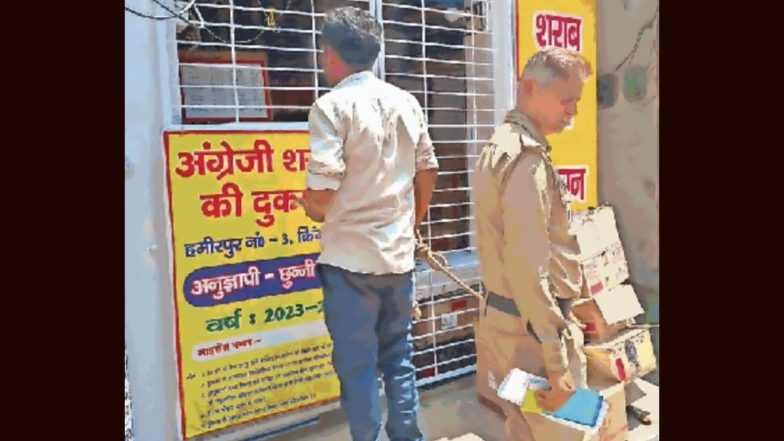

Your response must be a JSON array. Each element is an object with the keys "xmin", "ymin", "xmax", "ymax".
[{"xmin": 317, "ymin": 264, "xmax": 424, "ymax": 441}]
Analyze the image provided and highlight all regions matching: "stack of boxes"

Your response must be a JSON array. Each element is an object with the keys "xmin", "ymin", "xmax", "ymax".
[
  {"xmin": 475, "ymin": 206, "xmax": 658, "ymax": 440},
  {"xmin": 571, "ymin": 207, "xmax": 657, "ymax": 388},
  {"xmin": 573, "ymin": 207, "xmax": 658, "ymax": 441}
]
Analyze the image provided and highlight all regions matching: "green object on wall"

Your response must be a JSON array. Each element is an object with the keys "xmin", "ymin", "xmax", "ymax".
[{"xmin": 623, "ymin": 65, "xmax": 648, "ymax": 102}]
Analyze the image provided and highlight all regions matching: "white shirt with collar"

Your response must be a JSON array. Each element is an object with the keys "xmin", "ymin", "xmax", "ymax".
[{"xmin": 306, "ymin": 70, "xmax": 439, "ymax": 275}]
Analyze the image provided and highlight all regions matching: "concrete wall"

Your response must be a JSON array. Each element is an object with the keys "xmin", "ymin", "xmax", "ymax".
[
  {"xmin": 125, "ymin": 0, "xmax": 181, "ymax": 440},
  {"xmin": 596, "ymin": 0, "xmax": 659, "ymax": 296},
  {"xmin": 596, "ymin": 0, "xmax": 659, "ymax": 369}
]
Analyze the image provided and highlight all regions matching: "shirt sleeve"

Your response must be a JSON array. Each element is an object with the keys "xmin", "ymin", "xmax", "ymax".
[
  {"xmin": 306, "ymin": 101, "xmax": 346, "ymax": 190},
  {"xmin": 501, "ymin": 153, "xmax": 570, "ymax": 374},
  {"xmin": 411, "ymin": 98, "xmax": 439, "ymax": 171}
]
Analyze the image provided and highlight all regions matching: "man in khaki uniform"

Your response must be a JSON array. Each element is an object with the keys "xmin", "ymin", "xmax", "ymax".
[{"xmin": 472, "ymin": 47, "xmax": 593, "ymax": 441}]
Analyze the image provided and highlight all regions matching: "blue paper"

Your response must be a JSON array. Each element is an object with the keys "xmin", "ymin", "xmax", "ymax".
[{"xmin": 546, "ymin": 388, "xmax": 605, "ymax": 428}]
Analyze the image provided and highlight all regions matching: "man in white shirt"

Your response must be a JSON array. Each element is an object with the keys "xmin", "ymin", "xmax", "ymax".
[{"xmin": 298, "ymin": 7, "xmax": 439, "ymax": 441}]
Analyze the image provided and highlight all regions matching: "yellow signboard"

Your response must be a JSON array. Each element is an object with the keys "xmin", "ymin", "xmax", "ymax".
[
  {"xmin": 516, "ymin": 0, "xmax": 598, "ymax": 210},
  {"xmin": 163, "ymin": 129, "xmax": 340, "ymax": 439}
]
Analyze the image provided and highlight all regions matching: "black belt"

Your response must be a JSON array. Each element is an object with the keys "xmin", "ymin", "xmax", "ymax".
[
  {"xmin": 486, "ymin": 291, "xmax": 521, "ymax": 316},
  {"xmin": 486, "ymin": 291, "xmax": 538, "ymax": 341},
  {"xmin": 485, "ymin": 291, "xmax": 575, "ymax": 344},
  {"xmin": 486, "ymin": 291, "xmax": 574, "ymax": 320}
]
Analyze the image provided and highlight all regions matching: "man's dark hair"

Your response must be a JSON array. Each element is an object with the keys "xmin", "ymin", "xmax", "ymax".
[{"xmin": 321, "ymin": 6, "xmax": 383, "ymax": 70}]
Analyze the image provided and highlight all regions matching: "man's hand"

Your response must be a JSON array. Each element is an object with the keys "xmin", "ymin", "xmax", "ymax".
[
  {"xmin": 295, "ymin": 196, "xmax": 324, "ymax": 222},
  {"xmin": 568, "ymin": 310, "xmax": 587, "ymax": 330},
  {"xmin": 414, "ymin": 229, "xmax": 429, "ymax": 260},
  {"xmin": 295, "ymin": 189, "xmax": 336, "ymax": 223},
  {"xmin": 535, "ymin": 369, "xmax": 576, "ymax": 412}
]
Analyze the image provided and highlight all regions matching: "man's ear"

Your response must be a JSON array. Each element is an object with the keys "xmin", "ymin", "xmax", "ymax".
[
  {"xmin": 521, "ymin": 77, "xmax": 537, "ymax": 96},
  {"xmin": 323, "ymin": 44, "xmax": 343, "ymax": 71}
]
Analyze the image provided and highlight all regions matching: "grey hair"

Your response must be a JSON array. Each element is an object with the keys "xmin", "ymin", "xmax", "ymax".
[{"xmin": 521, "ymin": 47, "xmax": 593, "ymax": 88}]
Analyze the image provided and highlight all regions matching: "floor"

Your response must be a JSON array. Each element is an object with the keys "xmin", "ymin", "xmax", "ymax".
[{"xmin": 265, "ymin": 374, "xmax": 659, "ymax": 441}]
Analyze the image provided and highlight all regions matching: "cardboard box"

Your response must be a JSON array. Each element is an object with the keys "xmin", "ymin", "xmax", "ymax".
[
  {"xmin": 586, "ymin": 381, "xmax": 629, "ymax": 441},
  {"xmin": 572, "ymin": 284, "xmax": 644, "ymax": 343},
  {"xmin": 412, "ymin": 294, "xmax": 479, "ymax": 350},
  {"xmin": 572, "ymin": 206, "xmax": 620, "ymax": 255},
  {"xmin": 572, "ymin": 207, "xmax": 630, "ymax": 298},
  {"xmin": 585, "ymin": 328, "xmax": 657, "ymax": 384},
  {"xmin": 517, "ymin": 378, "xmax": 626, "ymax": 441},
  {"xmin": 581, "ymin": 242, "xmax": 630, "ymax": 297}
]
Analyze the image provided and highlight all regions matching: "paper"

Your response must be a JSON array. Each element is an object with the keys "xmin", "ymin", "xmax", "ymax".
[
  {"xmin": 594, "ymin": 285, "xmax": 644, "ymax": 324},
  {"xmin": 521, "ymin": 388, "xmax": 545, "ymax": 414},
  {"xmin": 180, "ymin": 63, "xmax": 269, "ymax": 121},
  {"xmin": 496, "ymin": 368, "xmax": 531, "ymax": 406},
  {"xmin": 499, "ymin": 368, "xmax": 608, "ymax": 433},
  {"xmin": 548, "ymin": 388, "xmax": 605, "ymax": 428},
  {"xmin": 441, "ymin": 312, "xmax": 459, "ymax": 329}
]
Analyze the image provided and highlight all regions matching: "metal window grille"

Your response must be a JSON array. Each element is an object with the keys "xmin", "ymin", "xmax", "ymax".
[
  {"xmin": 379, "ymin": 0, "xmax": 494, "ymax": 387},
  {"xmin": 172, "ymin": 0, "xmax": 497, "ymax": 387},
  {"xmin": 174, "ymin": 0, "xmax": 372, "ymax": 123}
]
